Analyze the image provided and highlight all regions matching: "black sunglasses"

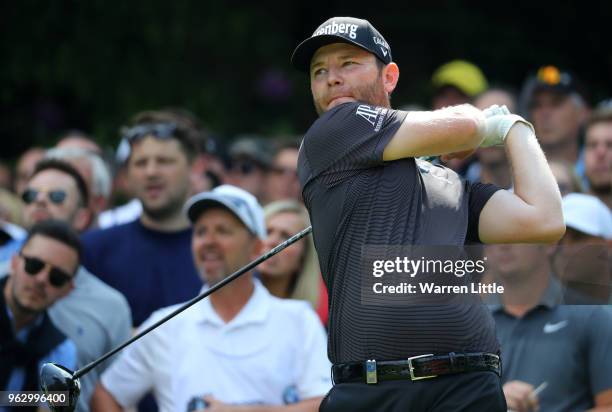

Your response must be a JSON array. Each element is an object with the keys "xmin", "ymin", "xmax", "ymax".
[
  {"xmin": 121, "ymin": 122, "xmax": 178, "ymax": 143},
  {"xmin": 19, "ymin": 253, "xmax": 73, "ymax": 288},
  {"xmin": 22, "ymin": 188, "xmax": 67, "ymax": 205}
]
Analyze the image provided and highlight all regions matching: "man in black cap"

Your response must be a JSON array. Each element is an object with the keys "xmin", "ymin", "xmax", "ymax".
[
  {"xmin": 520, "ymin": 65, "xmax": 589, "ymax": 167},
  {"xmin": 291, "ymin": 17, "xmax": 565, "ymax": 411}
]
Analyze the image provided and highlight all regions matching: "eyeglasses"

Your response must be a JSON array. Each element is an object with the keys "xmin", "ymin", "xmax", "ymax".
[
  {"xmin": 19, "ymin": 253, "xmax": 73, "ymax": 288},
  {"xmin": 121, "ymin": 122, "xmax": 178, "ymax": 143},
  {"xmin": 22, "ymin": 188, "xmax": 67, "ymax": 205}
]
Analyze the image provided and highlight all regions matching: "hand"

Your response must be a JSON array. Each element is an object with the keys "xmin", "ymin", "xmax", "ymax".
[
  {"xmin": 482, "ymin": 104, "xmax": 510, "ymax": 118},
  {"xmin": 481, "ymin": 113, "xmax": 534, "ymax": 148},
  {"xmin": 503, "ymin": 380, "xmax": 540, "ymax": 412},
  {"xmin": 480, "ymin": 104, "xmax": 510, "ymax": 148}
]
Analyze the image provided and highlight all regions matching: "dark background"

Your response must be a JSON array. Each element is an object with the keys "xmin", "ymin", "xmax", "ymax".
[{"xmin": 2, "ymin": 0, "xmax": 611, "ymax": 159}]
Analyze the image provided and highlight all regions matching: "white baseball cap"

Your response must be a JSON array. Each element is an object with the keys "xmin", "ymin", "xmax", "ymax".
[
  {"xmin": 185, "ymin": 185, "xmax": 266, "ymax": 239},
  {"xmin": 562, "ymin": 193, "xmax": 612, "ymax": 240}
]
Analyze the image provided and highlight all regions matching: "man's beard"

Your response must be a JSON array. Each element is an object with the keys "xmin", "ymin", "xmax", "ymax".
[
  {"xmin": 314, "ymin": 77, "xmax": 390, "ymax": 116},
  {"xmin": 141, "ymin": 194, "xmax": 187, "ymax": 221},
  {"xmin": 204, "ymin": 266, "xmax": 231, "ymax": 288},
  {"xmin": 588, "ymin": 177, "xmax": 611, "ymax": 196},
  {"xmin": 12, "ymin": 282, "xmax": 43, "ymax": 315}
]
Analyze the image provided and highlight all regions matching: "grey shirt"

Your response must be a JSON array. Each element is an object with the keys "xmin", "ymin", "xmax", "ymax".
[
  {"xmin": 0, "ymin": 263, "xmax": 132, "ymax": 412},
  {"xmin": 491, "ymin": 277, "xmax": 612, "ymax": 412}
]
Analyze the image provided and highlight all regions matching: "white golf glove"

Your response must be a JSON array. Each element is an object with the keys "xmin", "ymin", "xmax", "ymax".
[
  {"xmin": 480, "ymin": 105, "xmax": 535, "ymax": 147},
  {"xmin": 482, "ymin": 104, "xmax": 510, "ymax": 118}
]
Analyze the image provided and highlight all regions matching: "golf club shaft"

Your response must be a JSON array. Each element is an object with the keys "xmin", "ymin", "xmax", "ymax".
[{"xmin": 73, "ymin": 226, "xmax": 313, "ymax": 379}]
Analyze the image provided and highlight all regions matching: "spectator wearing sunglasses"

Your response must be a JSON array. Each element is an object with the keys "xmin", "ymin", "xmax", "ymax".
[
  {"xmin": 22, "ymin": 159, "xmax": 92, "ymax": 231},
  {"xmin": 48, "ymin": 133, "xmax": 114, "ymax": 228},
  {"xmin": 0, "ymin": 220, "xmax": 79, "ymax": 407},
  {"xmin": 0, "ymin": 159, "xmax": 132, "ymax": 412},
  {"xmin": 0, "ymin": 159, "xmax": 91, "ymax": 261},
  {"xmin": 80, "ymin": 110, "xmax": 203, "ymax": 328}
]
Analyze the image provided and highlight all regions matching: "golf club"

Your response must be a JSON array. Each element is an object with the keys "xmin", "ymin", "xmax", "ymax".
[{"xmin": 40, "ymin": 225, "xmax": 313, "ymax": 412}]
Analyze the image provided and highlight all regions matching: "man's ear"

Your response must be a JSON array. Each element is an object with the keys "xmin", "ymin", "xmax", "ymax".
[
  {"xmin": 382, "ymin": 62, "xmax": 400, "ymax": 95},
  {"xmin": 73, "ymin": 207, "xmax": 93, "ymax": 232}
]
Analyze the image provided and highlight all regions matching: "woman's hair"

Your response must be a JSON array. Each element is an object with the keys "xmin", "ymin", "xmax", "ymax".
[{"xmin": 263, "ymin": 200, "xmax": 321, "ymax": 309}]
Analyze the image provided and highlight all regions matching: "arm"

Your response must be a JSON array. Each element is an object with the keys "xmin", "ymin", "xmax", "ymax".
[
  {"xmin": 383, "ymin": 104, "xmax": 486, "ymax": 161},
  {"xmin": 91, "ymin": 383, "xmax": 124, "ymax": 412},
  {"xmin": 588, "ymin": 389, "xmax": 612, "ymax": 411},
  {"xmin": 479, "ymin": 122, "xmax": 565, "ymax": 243}
]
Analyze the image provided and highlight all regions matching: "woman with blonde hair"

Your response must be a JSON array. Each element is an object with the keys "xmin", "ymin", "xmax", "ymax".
[{"xmin": 258, "ymin": 200, "xmax": 328, "ymax": 325}]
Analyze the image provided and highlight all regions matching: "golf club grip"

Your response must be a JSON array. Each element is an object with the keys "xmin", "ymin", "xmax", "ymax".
[{"xmin": 73, "ymin": 225, "xmax": 313, "ymax": 379}]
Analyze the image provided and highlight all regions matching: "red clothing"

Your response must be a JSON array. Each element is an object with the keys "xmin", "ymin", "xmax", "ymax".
[{"xmin": 316, "ymin": 278, "xmax": 329, "ymax": 326}]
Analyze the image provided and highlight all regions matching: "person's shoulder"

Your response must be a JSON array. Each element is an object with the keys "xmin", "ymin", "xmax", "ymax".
[
  {"xmin": 75, "ymin": 266, "xmax": 131, "ymax": 308},
  {"xmin": 144, "ymin": 302, "xmax": 186, "ymax": 328},
  {"xmin": 556, "ymin": 304, "xmax": 612, "ymax": 325},
  {"xmin": 83, "ymin": 220, "xmax": 140, "ymax": 239},
  {"xmin": 97, "ymin": 199, "xmax": 142, "ymax": 229},
  {"xmin": 124, "ymin": 302, "xmax": 186, "ymax": 348},
  {"xmin": 305, "ymin": 102, "xmax": 362, "ymax": 137},
  {"xmin": 44, "ymin": 336, "xmax": 78, "ymax": 370}
]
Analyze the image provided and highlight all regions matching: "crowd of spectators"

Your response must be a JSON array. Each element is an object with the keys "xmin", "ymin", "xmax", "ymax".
[{"xmin": 0, "ymin": 61, "xmax": 610, "ymax": 412}]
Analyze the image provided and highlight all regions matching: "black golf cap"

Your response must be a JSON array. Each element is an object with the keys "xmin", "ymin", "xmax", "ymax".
[{"xmin": 291, "ymin": 17, "xmax": 392, "ymax": 72}]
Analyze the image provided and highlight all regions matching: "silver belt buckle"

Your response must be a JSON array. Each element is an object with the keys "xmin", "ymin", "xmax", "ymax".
[
  {"xmin": 408, "ymin": 354, "xmax": 437, "ymax": 381},
  {"xmin": 365, "ymin": 359, "xmax": 377, "ymax": 384}
]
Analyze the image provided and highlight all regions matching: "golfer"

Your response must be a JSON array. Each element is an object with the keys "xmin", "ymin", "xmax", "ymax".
[{"xmin": 291, "ymin": 17, "xmax": 565, "ymax": 411}]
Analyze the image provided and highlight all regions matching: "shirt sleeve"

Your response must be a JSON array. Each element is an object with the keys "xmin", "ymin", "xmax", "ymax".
[
  {"xmin": 587, "ymin": 307, "xmax": 612, "ymax": 395},
  {"xmin": 465, "ymin": 182, "xmax": 502, "ymax": 243},
  {"xmin": 302, "ymin": 102, "xmax": 408, "ymax": 179},
  {"xmin": 295, "ymin": 306, "xmax": 332, "ymax": 399},
  {"xmin": 100, "ymin": 313, "xmax": 163, "ymax": 408},
  {"xmin": 42, "ymin": 339, "xmax": 78, "ymax": 371}
]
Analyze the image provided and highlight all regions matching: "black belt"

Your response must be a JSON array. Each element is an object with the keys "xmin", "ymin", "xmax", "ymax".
[{"xmin": 332, "ymin": 352, "xmax": 501, "ymax": 384}]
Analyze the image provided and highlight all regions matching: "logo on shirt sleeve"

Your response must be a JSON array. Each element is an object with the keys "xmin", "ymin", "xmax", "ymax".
[{"xmin": 355, "ymin": 105, "xmax": 388, "ymax": 132}]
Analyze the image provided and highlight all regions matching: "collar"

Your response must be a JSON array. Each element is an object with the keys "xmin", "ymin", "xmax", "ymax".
[
  {"xmin": 193, "ymin": 278, "xmax": 271, "ymax": 329},
  {"xmin": 4, "ymin": 304, "xmax": 44, "ymax": 341},
  {"xmin": 0, "ymin": 221, "xmax": 26, "ymax": 241},
  {"xmin": 539, "ymin": 275, "xmax": 564, "ymax": 308},
  {"xmin": 490, "ymin": 274, "xmax": 564, "ymax": 313}
]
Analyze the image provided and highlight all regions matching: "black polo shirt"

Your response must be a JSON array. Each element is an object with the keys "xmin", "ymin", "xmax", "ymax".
[{"xmin": 298, "ymin": 102, "xmax": 501, "ymax": 363}]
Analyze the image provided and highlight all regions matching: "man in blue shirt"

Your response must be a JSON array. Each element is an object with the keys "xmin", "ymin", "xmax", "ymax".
[
  {"xmin": 81, "ymin": 110, "xmax": 204, "ymax": 327},
  {"xmin": 0, "ymin": 221, "xmax": 79, "ymax": 411}
]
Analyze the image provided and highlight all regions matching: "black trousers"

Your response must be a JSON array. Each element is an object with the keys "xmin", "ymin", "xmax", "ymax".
[{"xmin": 320, "ymin": 371, "xmax": 507, "ymax": 412}]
